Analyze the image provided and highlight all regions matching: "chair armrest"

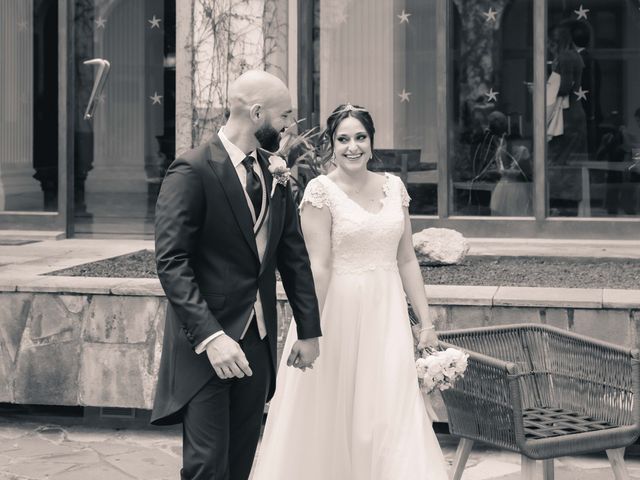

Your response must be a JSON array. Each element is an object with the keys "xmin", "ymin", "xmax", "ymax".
[{"xmin": 440, "ymin": 341, "xmax": 525, "ymax": 451}]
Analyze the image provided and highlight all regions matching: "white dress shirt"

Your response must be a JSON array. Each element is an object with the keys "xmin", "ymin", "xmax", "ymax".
[{"xmin": 195, "ymin": 128, "xmax": 269, "ymax": 354}]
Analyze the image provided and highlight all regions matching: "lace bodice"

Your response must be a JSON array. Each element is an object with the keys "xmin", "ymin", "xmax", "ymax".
[{"xmin": 300, "ymin": 173, "xmax": 410, "ymax": 275}]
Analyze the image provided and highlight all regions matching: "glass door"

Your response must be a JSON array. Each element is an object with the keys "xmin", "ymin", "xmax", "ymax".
[
  {"xmin": 72, "ymin": 0, "xmax": 175, "ymax": 237},
  {"xmin": 0, "ymin": 0, "xmax": 64, "ymax": 230}
]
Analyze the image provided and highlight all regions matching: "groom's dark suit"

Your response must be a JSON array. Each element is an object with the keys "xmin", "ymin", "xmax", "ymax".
[{"xmin": 151, "ymin": 134, "xmax": 322, "ymax": 479}]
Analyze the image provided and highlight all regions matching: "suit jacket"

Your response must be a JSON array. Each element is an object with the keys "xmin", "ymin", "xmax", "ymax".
[{"xmin": 151, "ymin": 134, "xmax": 322, "ymax": 426}]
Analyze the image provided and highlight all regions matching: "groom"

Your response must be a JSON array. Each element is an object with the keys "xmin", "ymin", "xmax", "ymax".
[{"xmin": 151, "ymin": 70, "xmax": 322, "ymax": 480}]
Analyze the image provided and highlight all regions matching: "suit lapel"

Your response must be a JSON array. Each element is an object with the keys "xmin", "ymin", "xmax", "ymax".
[
  {"xmin": 207, "ymin": 136, "xmax": 259, "ymax": 261},
  {"xmin": 257, "ymin": 149, "xmax": 282, "ymax": 277}
]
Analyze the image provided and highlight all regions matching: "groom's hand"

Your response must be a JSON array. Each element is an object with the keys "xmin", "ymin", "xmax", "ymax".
[
  {"xmin": 287, "ymin": 338, "xmax": 319, "ymax": 371},
  {"xmin": 206, "ymin": 334, "xmax": 253, "ymax": 379}
]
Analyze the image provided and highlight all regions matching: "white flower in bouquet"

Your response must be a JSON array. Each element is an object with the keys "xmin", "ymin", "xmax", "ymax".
[{"xmin": 415, "ymin": 347, "xmax": 469, "ymax": 394}]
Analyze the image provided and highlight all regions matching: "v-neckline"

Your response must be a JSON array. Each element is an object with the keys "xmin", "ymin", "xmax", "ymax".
[{"xmin": 323, "ymin": 173, "xmax": 391, "ymax": 215}]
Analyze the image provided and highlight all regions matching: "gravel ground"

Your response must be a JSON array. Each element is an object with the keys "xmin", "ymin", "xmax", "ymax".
[
  {"xmin": 48, "ymin": 249, "xmax": 158, "ymax": 279},
  {"xmin": 421, "ymin": 256, "xmax": 640, "ymax": 289},
  {"xmin": 48, "ymin": 249, "xmax": 640, "ymax": 289}
]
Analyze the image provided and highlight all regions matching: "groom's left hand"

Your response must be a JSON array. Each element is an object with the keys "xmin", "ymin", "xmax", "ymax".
[{"xmin": 287, "ymin": 338, "xmax": 320, "ymax": 371}]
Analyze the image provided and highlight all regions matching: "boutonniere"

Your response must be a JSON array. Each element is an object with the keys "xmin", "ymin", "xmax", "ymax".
[{"xmin": 268, "ymin": 155, "xmax": 291, "ymax": 198}]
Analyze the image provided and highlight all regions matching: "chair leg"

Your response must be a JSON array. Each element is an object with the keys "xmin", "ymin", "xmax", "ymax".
[
  {"xmin": 450, "ymin": 438, "xmax": 473, "ymax": 480},
  {"xmin": 521, "ymin": 456, "xmax": 543, "ymax": 480},
  {"xmin": 606, "ymin": 448, "xmax": 631, "ymax": 480},
  {"xmin": 542, "ymin": 459, "xmax": 554, "ymax": 480}
]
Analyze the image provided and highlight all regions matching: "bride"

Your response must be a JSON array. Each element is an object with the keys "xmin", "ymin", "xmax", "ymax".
[{"xmin": 251, "ymin": 104, "xmax": 450, "ymax": 479}]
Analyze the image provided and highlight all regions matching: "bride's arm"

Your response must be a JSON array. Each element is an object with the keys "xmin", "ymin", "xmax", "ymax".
[
  {"xmin": 396, "ymin": 209, "xmax": 437, "ymax": 347},
  {"xmin": 300, "ymin": 204, "xmax": 332, "ymax": 312}
]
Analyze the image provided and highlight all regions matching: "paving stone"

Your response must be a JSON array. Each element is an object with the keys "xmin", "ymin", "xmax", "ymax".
[
  {"xmin": 0, "ymin": 423, "xmax": 32, "ymax": 440},
  {"xmin": 103, "ymin": 448, "xmax": 180, "ymax": 479},
  {"xmin": 49, "ymin": 462, "xmax": 140, "ymax": 480},
  {"xmin": 3, "ymin": 460, "xmax": 73, "ymax": 479},
  {"xmin": 5, "ymin": 436, "xmax": 77, "ymax": 458},
  {"xmin": 47, "ymin": 449, "xmax": 101, "ymax": 465},
  {"xmin": 83, "ymin": 295, "xmax": 162, "ymax": 344},
  {"xmin": 63, "ymin": 428, "xmax": 121, "ymax": 444},
  {"xmin": 86, "ymin": 442, "xmax": 139, "ymax": 456},
  {"xmin": 461, "ymin": 458, "xmax": 521, "ymax": 480}
]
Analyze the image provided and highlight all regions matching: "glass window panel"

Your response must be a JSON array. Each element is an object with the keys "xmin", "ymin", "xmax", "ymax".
[
  {"xmin": 449, "ymin": 0, "xmax": 534, "ymax": 217},
  {"xmin": 73, "ymin": 0, "xmax": 175, "ymax": 235},
  {"xmin": 316, "ymin": 0, "xmax": 439, "ymax": 214},
  {"xmin": 547, "ymin": 0, "xmax": 640, "ymax": 217},
  {"xmin": 0, "ymin": 0, "xmax": 59, "ymax": 212}
]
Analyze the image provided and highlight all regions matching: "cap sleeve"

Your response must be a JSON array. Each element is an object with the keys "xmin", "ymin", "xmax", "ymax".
[
  {"xmin": 300, "ymin": 177, "xmax": 330, "ymax": 211},
  {"xmin": 397, "ymin": 176, "xmax": 411, "ymax": 208}
]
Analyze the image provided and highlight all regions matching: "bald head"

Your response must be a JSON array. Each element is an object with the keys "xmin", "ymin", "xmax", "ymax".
[
  {"xmin": 223, "ymin": 70, "xmax": 294, "ymax": 153},
  {"xmin": 228, "ymin": 70, "xmax": 290, "ymax": 115}
]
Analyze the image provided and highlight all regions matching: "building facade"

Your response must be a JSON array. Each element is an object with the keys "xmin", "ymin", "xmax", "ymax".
[{"xmin": 1, "ymin": 0, "xmax": 639, "ymax": 238}]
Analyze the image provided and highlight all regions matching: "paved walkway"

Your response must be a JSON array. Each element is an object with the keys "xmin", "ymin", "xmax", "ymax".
[{"xmin": 1, "ymin": 420, "xmax": 640, "ymax": 479}]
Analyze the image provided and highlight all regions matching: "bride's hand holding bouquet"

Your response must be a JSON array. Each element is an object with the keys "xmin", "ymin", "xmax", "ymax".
[{"xmin": 415, "ymin": 346, "xmax": 469, "ymax": 395}]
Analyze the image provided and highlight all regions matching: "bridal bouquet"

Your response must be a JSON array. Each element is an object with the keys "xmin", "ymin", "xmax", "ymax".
[{"xmin": 415, "ymin": 347, "xmax": 469, "ymax": 394}]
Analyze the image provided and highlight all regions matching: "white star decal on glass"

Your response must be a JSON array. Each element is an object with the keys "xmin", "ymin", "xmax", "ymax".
[
  {"xmin": 150, "ymin": 92, "xmax": 163, "ymax": 105},
  {"xmin": 574, "ymin": 5, "xmax": 590, "ymax": 20},
  {"xmin": 574, "ymin": 87, "xmax": 588, "ymax": 101},
  {"xmin": 336, "ymin": 11, "xmax": 348, "ymax": 24},
  {"xmin": 148, "ymin": 15, "xmax": 162, "ymax": 29},
  {"xmin": 484, "ymin": 88, "xmax": 499, "ymax": 102},
  {"xmin": 482, "ymin": 8, "xmax": 498, "ymax": 22},
  {"xmin": 397, "ymin": 10, "xmax": 411, "ymax": 24},
  {"xmin": 17, "ymin": 20, "xmax": 28, "ymax": 31},
  {"xmin": 398, "ymin": 89, "xmax": 412, "ymax": 103},
  {"xmin": 95, "ymin": 16, "xmax": 106, "ymax": 29}
]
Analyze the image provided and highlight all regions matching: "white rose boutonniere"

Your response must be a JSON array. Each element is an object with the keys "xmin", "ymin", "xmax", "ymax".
[{"xmin": 268, "ymin": 155, "xmax": 291, "ymax": 198}]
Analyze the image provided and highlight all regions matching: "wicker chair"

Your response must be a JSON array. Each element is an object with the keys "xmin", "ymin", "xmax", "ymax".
[{"xmin": 438, "ymin": 324, "xmax": 640, "ymax": 480}]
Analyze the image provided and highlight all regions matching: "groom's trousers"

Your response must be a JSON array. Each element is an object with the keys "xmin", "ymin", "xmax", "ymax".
[{"xmin": 181, "ymin": 319, "xmax": 272, "ymax": 480}]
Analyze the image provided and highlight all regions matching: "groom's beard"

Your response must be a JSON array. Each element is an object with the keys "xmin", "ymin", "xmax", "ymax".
[{"xmin": 255, "ymin": 122, "xmax": 281, "ymax": 153}]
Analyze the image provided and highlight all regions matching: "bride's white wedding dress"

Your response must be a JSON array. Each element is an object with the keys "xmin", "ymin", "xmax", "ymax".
[{"xmin": 251, "ymin": 173, "xmax": 449, "ymax": 480}]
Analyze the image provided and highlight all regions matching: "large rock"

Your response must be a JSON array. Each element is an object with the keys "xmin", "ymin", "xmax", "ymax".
[{"xmin": 413, "ymin": 228, "xmax": 469, "ymax": 265}]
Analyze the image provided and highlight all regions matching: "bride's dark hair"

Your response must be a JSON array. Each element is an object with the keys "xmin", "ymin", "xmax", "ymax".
[{"xmin": 322, "ymin": 104, "xmax": 376, "ymax": 153}]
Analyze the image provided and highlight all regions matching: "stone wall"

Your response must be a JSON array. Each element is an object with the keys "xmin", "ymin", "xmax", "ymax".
[
  {"xmin": 0, "ymin": 292, "xmax": 166, "ymax": 409},
  {"xmin": 1, "ymin": 284, "xmax": 639, "ymax": 413}
]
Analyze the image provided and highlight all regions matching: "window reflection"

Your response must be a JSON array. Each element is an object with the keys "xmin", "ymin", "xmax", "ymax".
[
  {"xmin": 449, "ymin": 0, "xmax": 534, "ymax": 216},
  {"xmin": 0, "ymin": 0, "xmax": 58, "ymax": 212},
  {"xmin": 548, "ymin": 0, "xmax": 640, "ymax": 217},
  {"xmin": 317, "ymin": 0, "xmax": 439, "ymax": 215}
]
